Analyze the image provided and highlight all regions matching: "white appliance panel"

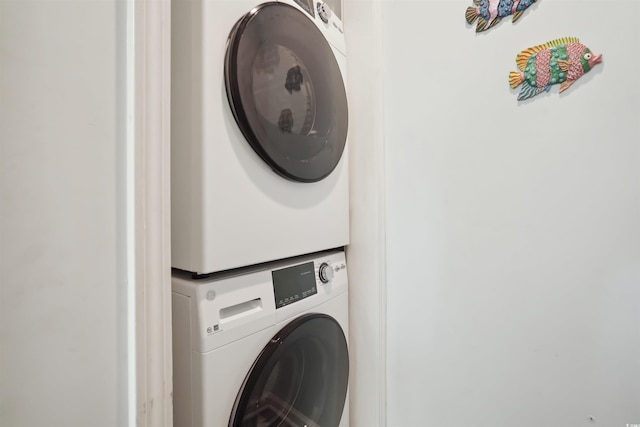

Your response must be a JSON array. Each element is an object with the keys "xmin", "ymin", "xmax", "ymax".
[
  {"xmin": 172, "ymin": 250, "xmax": 350, "ymax": 427},
  {"xmin": 171, "ymin": 0, "xmax": 349, "ymax": 274}
]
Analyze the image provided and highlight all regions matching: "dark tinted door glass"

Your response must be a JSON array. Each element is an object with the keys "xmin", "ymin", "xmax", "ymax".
[
  {"xmin": 230, "ymin": 314, "xmax": 349, "ymax": 426},
  {"xmin": 225, "ymin": 3, "xmax": 348, "ymax": 183}
]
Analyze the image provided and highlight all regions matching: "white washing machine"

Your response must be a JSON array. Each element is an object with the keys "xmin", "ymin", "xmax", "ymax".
[
  {"xmin": 171, "ymin": 0, "xmax": 350, "ymax": 275},
  {"xmin": 172, "ymin": 249, "xmax": 349, "ymax": 427}
]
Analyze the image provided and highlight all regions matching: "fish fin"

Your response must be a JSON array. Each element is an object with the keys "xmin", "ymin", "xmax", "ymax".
[
  {"xmin": 559, "ymin": 79, "xmax": 576, "ymax": 93},
  {"xmin": 543, "ymin": 37, "xmax": 580, "ymax": 49},
  {"xmin": 487, "ymin": 17, "xmax": 502, "ymax": 30},
  {"xmin": 512, "ymin": 10, "xmax": 525, "ymax": 23},
  {"xmin": 545, "ymin": 85, "xmax": 552, "ymax": 92},
  {"xmin": 517, "ymin": 82, "xmax": 546, "ymax": 101},
  {"xmin": 557, "ymin": 60, "xmax": 571, "ymax": 72},
  {"xmin": 516, "ymin": 37, "xmax": 580, "ymax": 71},
  {"xmin": 476, "ymin": 17, "xmax": 488, "ymax": 32},
  {"xmin": 465, "ymin": 6, "xmax": 478, "ymax": 24},
  {"xmin": 516, "ymin": 44, "xmax": 547, "ymax": 71},
  {"xmin": 509, "ymin": 71, "xmax": 524, "ymax": 89}
]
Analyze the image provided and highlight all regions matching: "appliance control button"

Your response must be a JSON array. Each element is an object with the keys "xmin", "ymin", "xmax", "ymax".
[
  {"xmin": 318, "ymin": 262, "xmax": 334, "ymax": 283},
  {"xmin": 317, "ymin": 2, "xmax": 331, "ymax": 23}
]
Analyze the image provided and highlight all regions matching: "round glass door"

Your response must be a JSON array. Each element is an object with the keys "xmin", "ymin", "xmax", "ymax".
[
  {"xmin": 225, "ymin": 2, "xmax": 349, "ymax": 183},
  {"xmin": 229, "ymin": 314, "xmax": 349, "ymax": 426}
]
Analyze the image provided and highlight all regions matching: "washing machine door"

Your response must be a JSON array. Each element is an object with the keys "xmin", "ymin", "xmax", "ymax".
[
  {"xmin": 229, "ymin": 313, "xmax": 349, "ymax": 427},
  {"xmin": 225, "ymin": 2, "xmax": 349, "ymax": 183}
]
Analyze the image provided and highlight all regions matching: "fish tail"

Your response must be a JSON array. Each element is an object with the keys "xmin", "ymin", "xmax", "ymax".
[
  {"xmin": 509, "ymin": 71, "xmax": 524, "ymax": 88},
  {"xmin": 465, "ymin": 6, "xmax": 478, "ymax": 24}
]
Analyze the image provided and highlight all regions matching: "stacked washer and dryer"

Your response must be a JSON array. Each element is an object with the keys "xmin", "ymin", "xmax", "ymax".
[{"xmin": 171, "ymin": 0, "xmax": 351, "ymax": 425}]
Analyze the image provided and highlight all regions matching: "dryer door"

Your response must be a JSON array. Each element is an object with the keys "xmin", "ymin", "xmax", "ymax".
[
  {"xmin": 225, "ymin": 2, "xmax": 348, "ymax": 183},
  {"xmin": 229, "ymin": 314, "xmax": 349, "ymax": 427}
]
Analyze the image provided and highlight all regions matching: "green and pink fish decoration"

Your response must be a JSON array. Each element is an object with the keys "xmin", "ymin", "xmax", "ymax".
[
  {"xmin": 466, "ymin": 0, "xmax": 538, "ymax": 32},
  {"xmin": 509, "ymin": 37, "xmax": 603, "ymax": 101}
]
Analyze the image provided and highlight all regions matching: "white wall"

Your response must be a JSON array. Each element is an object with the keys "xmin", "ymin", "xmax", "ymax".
[
  {"xmin": 0, "ymin": 1, "xmax": 129, "ymax": 426},
  {"xmin": 344, "ymin": 0, "xmax": 387, "ymax": 425},
  {"xmin": 382, "ymin": 1, "xmax": 640, "ymax": 426}
]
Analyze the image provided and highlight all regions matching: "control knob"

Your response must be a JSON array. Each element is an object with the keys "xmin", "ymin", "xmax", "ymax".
[
  {"xmin": 318, "ymin": 262, "xmax": 334, "ymax": 283},
  {"xmin": 317, "ymin": 2, "xmax": 332, "ymax": 23}
]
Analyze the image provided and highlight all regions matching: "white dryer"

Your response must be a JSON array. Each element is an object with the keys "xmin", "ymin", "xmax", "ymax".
[
  {"xmin": 171, "ymin": 0, "xmax": 349, "ymax": 274},
  {"xmin": 172, "ymin": 250, "xmax": 349, "ymax": 427}
]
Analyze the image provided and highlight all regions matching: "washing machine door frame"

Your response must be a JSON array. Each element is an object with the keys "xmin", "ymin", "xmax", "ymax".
[
  {"xmin": 229, "ymin": 313, "xmax": 349, "ymax": 427},
  {"xmin": 224, "ymin": 2, "xmax": 349, "ymax": 183}
]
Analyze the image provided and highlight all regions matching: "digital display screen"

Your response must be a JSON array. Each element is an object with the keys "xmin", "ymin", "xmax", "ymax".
[
  {"xmin": 272, "ymin": 262, "xmax": 317, "ymax": 309},
  {"xmin": 293, "ymin": 0, "xmax": 314, "ymax": 17},
  {"xmin": 324, "ymin": 0, "xmax": 341, "ymax": 19}
]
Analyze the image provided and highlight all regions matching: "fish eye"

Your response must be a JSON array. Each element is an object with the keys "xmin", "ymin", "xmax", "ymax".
[{"xmin": 584, "ymin": 53, "xmax": 592, "ymax": 60}]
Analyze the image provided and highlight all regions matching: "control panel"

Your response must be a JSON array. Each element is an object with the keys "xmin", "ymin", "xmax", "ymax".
[
  {"xmin": 292, "ymin": 0, "xmax": 343, "ymax": 33},
  {"xmin": 272, "ymin": 253, "xmax": 347, "ymax": 309},
  {"xmin": 172, "ymin": 250, "xmax": 347, "ymax": 353}
]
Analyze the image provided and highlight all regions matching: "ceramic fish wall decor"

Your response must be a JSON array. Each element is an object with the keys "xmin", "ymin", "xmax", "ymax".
[
  {"xmin": 466, "ymin": 0, "xmax": 538, "ymax": 32},
  {"xmin": 509, "ymin": 37, "xmax": 603, "ymax": 101}
]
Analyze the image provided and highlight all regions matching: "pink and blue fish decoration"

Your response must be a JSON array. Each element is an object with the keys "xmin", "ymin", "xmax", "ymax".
[
  {"xmin": 466, "ymin": 0, "xmax": 538, "ymax": 32},
  {"xmin": 509, "ymin": 37, "xmax": 603, "ymax": 101}
]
